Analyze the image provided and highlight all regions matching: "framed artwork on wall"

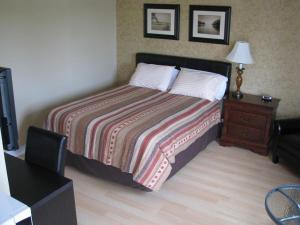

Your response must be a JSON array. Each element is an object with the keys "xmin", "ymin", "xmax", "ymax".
[
  {"xmin": 144, "ymin": 4, "xmax": 180, "ymax": 40},
  {"xmin": 189, "ymin": 5, "xmax": 231, "ymax": 45}
]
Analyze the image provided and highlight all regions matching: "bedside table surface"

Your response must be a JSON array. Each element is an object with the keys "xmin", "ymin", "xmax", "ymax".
[{"xmin": 227, "ymin": 93, "xmax": 280, "ymax": 109}]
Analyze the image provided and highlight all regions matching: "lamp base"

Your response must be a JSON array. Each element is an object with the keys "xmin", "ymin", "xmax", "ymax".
[
  {"xmin": 233, "ymin": 66, "xmax": 245, "ymax": 100},
  {"xmin": 232, "ymin": 91, "xmax": 243, "ymax": 99}
]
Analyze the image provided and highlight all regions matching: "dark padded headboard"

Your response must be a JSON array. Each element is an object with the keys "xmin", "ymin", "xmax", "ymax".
[{"xmin": 136, "ymin": 52, "xmax": 232, "ymax": 98}]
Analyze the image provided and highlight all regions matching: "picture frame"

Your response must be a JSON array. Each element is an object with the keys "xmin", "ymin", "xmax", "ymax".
[
  {"xmin": 144, "ymin": 4, "xmax": 180, "ymax": 40},
  {"xmin": 189, "ymin": 5, "xmax": 231, "ymax": 45}
]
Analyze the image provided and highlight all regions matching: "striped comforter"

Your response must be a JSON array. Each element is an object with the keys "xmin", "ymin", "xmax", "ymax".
[{"xmin": 46, "ymin": 85, "xmax": 221, "ymax": 190}]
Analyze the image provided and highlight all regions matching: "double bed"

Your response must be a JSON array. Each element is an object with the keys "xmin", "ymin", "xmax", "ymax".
[{"xmin": 46, "ymin": 53, "xmax": 231, "ymax": 191}]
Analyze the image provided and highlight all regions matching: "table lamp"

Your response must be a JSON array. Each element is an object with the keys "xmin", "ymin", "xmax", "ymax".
[{"xmin": 226, "ymin": 41, "xmax": 254, "ymax": 99}]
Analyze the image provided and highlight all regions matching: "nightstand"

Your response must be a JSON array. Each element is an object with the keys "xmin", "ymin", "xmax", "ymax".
[{"xmin": 220, "ymin": 93, "xmax": 280, "ymax": 155}]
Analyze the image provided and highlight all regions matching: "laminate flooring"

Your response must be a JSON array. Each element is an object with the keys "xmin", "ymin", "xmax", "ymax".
[{"xmin": 65, "ymin": 141, "xmax": 300, "ymax": 225}]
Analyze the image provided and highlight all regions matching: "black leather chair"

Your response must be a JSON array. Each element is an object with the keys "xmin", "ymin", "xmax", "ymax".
[
  {"xmin": 272, "ymin": 118, "xmax": 300, "ymax": 169},
  {"xmin": 25, "ymin": 126, "xmax": 67, "ymax": 176}
]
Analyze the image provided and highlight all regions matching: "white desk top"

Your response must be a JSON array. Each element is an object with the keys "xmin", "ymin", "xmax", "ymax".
[{"xmin": 0, "ymin": 192, "xmax": 31, "ymax": 225}]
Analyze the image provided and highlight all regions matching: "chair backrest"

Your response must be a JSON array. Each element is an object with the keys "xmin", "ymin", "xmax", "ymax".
[
  {"xmin": 275, "ymin": 118, "xmax": 300, "ymax": 135},
  {"xmin": 25, "ymin": 126, "xmax": 67, "ymax": 176}
]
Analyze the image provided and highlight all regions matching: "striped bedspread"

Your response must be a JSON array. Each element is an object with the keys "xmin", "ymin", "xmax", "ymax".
[{"xmin": 46, "ymin": 85, "xmax": 221, "ymax": 190}]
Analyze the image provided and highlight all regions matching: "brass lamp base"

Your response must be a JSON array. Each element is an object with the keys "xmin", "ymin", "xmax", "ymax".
[
  {"xmin": 232, "ymin": 91, "xmax": 243, "ymax": 99},
  {"xmin": 233, "ymin": 67, "xmax": 245, "ymax": 100}
]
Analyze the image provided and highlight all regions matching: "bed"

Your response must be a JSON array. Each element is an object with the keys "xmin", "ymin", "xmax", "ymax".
[{"xmin": 46, "ymin": 53, "xmax": 232, "ymax": 191}]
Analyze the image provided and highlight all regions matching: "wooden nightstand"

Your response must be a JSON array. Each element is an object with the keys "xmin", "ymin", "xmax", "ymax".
[{"xmin": 220, "ymin": 93, "xmax": 280, "ymax": 155}]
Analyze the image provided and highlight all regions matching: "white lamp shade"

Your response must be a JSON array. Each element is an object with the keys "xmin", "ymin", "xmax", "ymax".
[{"xmin": 226, "ymin": 41, "xmax": 254, "ymax": 65}]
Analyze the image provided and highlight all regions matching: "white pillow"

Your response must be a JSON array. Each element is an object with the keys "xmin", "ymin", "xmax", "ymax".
[
  {"xmin": 169, "ymin": 69, "xmax": 228, "ymax": 101},
  {"xmin": 215, "ymin": 80, "xmax": 228, "ymax": 100},
  {"xmin": 180, "ymin": 68, "xmax": 228, "ymax": 100},
  {"xmin": 129, "ymin": 63, "xmax": 179, "ymax": 91}
]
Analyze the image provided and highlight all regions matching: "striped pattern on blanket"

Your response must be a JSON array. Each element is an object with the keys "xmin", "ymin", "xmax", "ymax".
[{"xmin": 46, "ymin": 85, "xmax": 221, "ymax": 190}]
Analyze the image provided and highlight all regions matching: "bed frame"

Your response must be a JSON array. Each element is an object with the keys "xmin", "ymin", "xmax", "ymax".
[{"xmin": 67, "ymin": 53, "xmax": 232, "ymax": 191}]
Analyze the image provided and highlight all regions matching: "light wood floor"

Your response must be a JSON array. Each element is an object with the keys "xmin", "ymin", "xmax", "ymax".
[{"xmin": 65, "ymin": 141, "xmax": 300, "ymax": 225}]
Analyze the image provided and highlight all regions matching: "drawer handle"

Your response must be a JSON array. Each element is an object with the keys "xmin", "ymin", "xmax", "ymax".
[
  {"xmin": 241, "ymin": 116, "xmax": 250, "ymax": 122},
  {"xmin": 241, "ymin": 130, "xmax": 249, "ymax": 138}
]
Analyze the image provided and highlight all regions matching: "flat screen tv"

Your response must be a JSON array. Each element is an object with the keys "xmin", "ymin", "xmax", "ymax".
[{"xmin": 0, "ymin": 67, "xmax": 18, "ymax": 150}]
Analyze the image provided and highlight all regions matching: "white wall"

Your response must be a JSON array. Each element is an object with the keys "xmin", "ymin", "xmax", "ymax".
[
  {"xmin": 0, "ymin": 137, "xmax": 10, "ymax": 195},
  {"xmin": 0, "ymin": 0, "xmax": 117, "ymax": 143}
]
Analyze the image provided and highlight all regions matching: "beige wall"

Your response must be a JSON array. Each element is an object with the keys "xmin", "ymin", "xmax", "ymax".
[
  {"xmin": 0, "ymin": 0, "xmax": 117, "ymax": 144},
  {"xmin": 117, "ymin": 0, "xmax": 300, "ymax": 118}
]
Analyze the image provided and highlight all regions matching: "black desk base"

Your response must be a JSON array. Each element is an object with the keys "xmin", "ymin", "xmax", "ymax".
[
  {"xmin": 18, "ymin": 218, "xmax": 32, "ymax": 225},
  {"xmin": 5, "ymin": 154, "xmax": 77, "ymax": 225}
]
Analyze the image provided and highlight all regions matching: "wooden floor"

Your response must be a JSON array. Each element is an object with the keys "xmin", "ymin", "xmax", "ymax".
[{"xmin": 65, "ymin": 141, "xmax": 300, "ymax": 225}]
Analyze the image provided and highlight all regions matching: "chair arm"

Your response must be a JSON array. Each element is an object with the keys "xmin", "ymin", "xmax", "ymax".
[{"xmin": 274, "ymin": 118, "xmax": 300, "ymax": 135}]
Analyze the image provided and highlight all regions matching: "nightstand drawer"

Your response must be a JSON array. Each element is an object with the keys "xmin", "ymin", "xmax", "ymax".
[
  {"xmin": 227, "ymin": 123, "xmax": 265, "ymax": 143},
  {"xmin": 228, "ymin": 109, "xmax": 267, "ymax": 129}
]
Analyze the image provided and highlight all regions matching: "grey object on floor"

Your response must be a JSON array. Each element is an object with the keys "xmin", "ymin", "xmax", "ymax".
[{"xmin": 265, "ymin": 184, "xmax": 300, "ymax": 225}]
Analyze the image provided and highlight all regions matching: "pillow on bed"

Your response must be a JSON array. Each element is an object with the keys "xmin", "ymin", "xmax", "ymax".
[
  {"xmin": 169, "ymin": 68, "xmax": 228, "ymax": 101},
  {"xmin": 180, "ymin": 68, "xmax": 228, "ymax": 101},
  {"xmin": 129, "ymin": 63, "xmax": 179, "ymax": 91}
]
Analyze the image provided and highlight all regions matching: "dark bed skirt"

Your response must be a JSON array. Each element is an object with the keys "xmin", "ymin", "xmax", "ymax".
[{"xmin": 66, "ymin": 124, "xmax": 220, "ymax": 191}]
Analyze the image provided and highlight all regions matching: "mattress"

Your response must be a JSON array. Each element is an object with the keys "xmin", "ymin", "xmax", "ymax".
[{"xmin": 46, "ymin": 85, "xmax": 221, "ymax": 191}]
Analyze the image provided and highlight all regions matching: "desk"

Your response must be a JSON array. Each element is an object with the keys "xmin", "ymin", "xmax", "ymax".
[{"xmin": 5, "ymin": 154, "xmax": 77, "ymax": 225}]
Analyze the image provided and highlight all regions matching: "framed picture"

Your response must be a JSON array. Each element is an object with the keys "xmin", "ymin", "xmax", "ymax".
[
  {"xmin": 144, "ymin": 4, "xmax": 180, "ymax": 40},
  {"xmin": 189, "ymin": 5, "xmax": 231, "ymax": 45}
]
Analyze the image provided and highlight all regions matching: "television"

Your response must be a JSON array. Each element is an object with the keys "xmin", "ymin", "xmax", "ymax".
[{"xmin": 0, "ymin": 67, "xmax": 18, "ymax": 150}]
